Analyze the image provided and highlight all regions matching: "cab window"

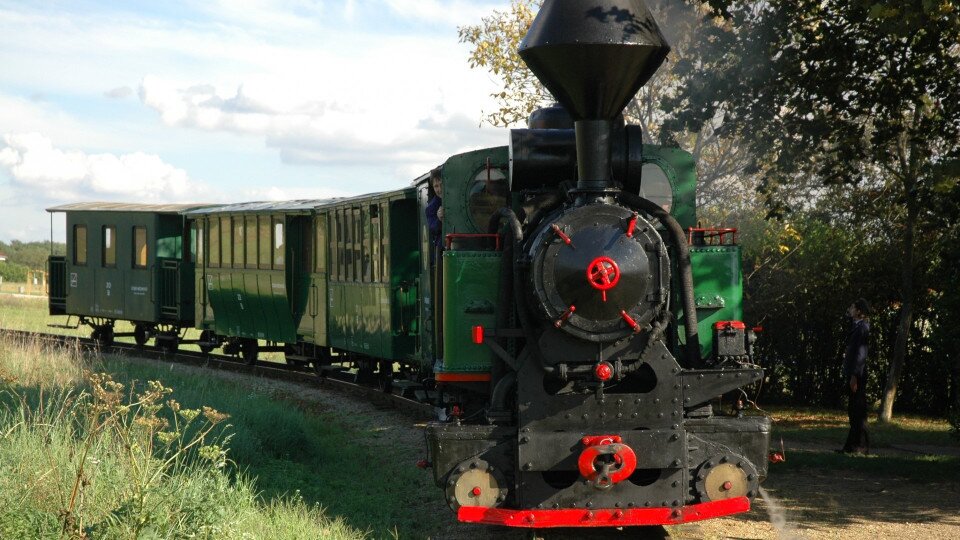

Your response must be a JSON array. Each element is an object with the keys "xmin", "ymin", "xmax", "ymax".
[
  {"xmin": 639, "ymin": 163, "xmax": 674, "ymax": 212},
  {"xmin": 467, "ymin": 168, "xmax": 508, "ymax": 232}
]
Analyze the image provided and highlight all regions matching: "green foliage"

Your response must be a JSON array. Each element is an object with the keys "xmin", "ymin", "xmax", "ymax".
[
  {"xmin": 458, "ymin": 0, "xmax": 544, "ymax": 126},
  {"xmin": 0, "ymin": 261, "xmax": 29, "ymax": 282},
  {"xmin": 0, "ymin": 240, "xmax": 64, "ymax": 271}
]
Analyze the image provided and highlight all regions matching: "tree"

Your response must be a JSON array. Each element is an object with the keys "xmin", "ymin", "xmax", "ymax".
[
  {"xmin": 458, "ymin": 0, "xmax": 545, "ymax": 127},
  {"xmin": 673, "ymin": 0, "xmax": 960, "ymax": 420}
]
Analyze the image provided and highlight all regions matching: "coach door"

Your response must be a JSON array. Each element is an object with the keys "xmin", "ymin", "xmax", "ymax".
[
  {"xmin": 95, "ymin": 222, "xmax": 124, "ymax": 318},
  {"xmin": 300, "ymin": 213, "xmax": 328, "ymax": 346}
]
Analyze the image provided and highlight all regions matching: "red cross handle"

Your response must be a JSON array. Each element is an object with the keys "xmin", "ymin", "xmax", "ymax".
[{"xmin": 586, "ymin": 256, "xmax": 620, "ymax": 302}]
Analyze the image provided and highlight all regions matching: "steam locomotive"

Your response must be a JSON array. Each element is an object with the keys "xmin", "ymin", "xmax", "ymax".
[{"xmin": 46, "ymin": 0, "xmax": 770, "ymax": 531}]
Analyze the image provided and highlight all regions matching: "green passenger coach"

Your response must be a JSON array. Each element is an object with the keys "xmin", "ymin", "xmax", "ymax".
[
  {"xmin": 183, "ymin": 200, "xmax": 318, "ymax": 361},
  {"xmin": 46, "ymin": 203, "xmax": 205, "ymax": 347}
]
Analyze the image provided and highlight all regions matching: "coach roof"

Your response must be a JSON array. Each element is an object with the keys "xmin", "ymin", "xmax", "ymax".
[{"xmin": 46, "ymin": 202, "xmax": 211, "ymax": 213}]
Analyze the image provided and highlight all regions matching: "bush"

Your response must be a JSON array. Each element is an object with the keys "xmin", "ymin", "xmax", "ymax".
[
  {"xmin": 0, "ymin": 262, "xmax": 29, "ymax": 283},
  {"xmin": 950, "ymin": 407, "xmax": 960, "ymax": 441}
]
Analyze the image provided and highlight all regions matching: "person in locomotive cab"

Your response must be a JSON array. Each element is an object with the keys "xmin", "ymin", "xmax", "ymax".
[
  {"xmin": 840, "ymin": 298, "xmax": 871, "ymax": 454},
  {"xmin": 425, "ymin": 167, "xmax": 444, "ymax": 262}
]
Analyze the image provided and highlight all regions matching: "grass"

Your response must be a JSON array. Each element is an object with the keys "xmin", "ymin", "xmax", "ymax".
[
  {"xmin": 0, "ymin": 330, "xmax": 446, "ymax": 538},
  {"xmin": 0, "ymin": 290, "xmax": 284, "ymax": 361},
  {"xmin": 774, "ymin": 449, "xmax": 960, "ymax": 482},
  {"xmin": 749, "ymin": 405, "xmax": 960, "ymax": 484},
  {"xmin": 764, "ymin": 404, "xmax": 959, "ymax": 448}
]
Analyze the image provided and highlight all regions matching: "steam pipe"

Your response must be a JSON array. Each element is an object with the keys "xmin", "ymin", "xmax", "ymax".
[
  {"xmin": 618, "ymin": 191, "xmax": 701, "ymax": 367},
  {"xmin": 488, "ymin": 208, "xmax": 555, "ymax": 374},
  {"xmin": 575, "ymin": 120, "xmax": 614, "ymax": 192}
]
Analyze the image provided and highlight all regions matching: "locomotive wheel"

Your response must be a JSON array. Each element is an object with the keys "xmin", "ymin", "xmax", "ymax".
[
  {"xmin": 695, "ymin": 455, "xmax": 758, "ymax": 502},
  {"xmin": 444, "ymin": 459, "xmax": 507, "ymax": 511},
  {"xmin": 134, "ymin": 324, "xmax": 150, "ymax": 346},
  {"xmin": 198, "ymin": 330, "xmax": 217, "ymax": 354},
  {"xmin": 240, "ymin": 338, "xmax": 259, "ymax": 365}
]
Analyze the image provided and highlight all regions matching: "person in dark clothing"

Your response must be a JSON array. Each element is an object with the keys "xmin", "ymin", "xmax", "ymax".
[
  {"xmin": 841, "ymin": 298, "xmax": 871, "ymax": 454},
  {"xmin": 425, "ymin": 168, "xmax": 444, "ymax": 260}
]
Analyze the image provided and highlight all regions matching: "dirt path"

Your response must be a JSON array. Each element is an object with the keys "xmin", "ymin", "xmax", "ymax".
[
  {"xmin": 673, "ymin": 468, "xmax": 960, "ymax": 540},
  {"xmin": 123, "ymin": 357, "xmax": 960, "ymax": 539}
]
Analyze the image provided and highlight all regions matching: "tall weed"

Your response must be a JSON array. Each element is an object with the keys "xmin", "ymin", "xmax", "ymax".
[{"xmin": 0, "ymin": 332, "xmax": 363, "ymax": 539}]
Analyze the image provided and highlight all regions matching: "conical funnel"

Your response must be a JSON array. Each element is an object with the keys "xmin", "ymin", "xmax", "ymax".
[{"xmin": 520, "ymin": 0, "xmax": 670, "ymax": 121}]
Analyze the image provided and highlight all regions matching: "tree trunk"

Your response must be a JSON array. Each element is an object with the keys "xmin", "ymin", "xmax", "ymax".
[
  {"xmin": 952, "ymin": 355, "xmax": 960, "ymax": 413},
  {"xmin": 879, "ymin": 198, "xmax": 917, "ymax": 422}
]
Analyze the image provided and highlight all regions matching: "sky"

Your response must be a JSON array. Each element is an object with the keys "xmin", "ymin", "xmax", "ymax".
[{"xmin": 0, "ymin": 0, "xmax": 513, "ymax": 242}]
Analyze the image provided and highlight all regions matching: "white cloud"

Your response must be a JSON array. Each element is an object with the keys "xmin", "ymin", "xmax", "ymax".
[
  {"xmin": 239, "ymin": 186, "xmax": 354, "ymax": 202},
  {"xmin": 0, "ymin": 133, "xmax": 210, "ymax": 202},
  {"xmin": 384, "ymin": 0, "xmax": 505, "ymax": 26},
  {"xmin": 104, "ymin": 86, "xmax": 133, "ymax": 99}
]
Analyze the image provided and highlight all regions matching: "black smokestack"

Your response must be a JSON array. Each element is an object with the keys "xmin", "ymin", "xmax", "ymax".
[{"xmin": 519, "ymin": 0, "xmax": 670, "ymax": 194}]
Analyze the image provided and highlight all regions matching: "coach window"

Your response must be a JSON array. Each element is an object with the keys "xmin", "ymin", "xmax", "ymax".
[
  {"xmin": 380, "ymin": 203, "xmax": 390, "ymax": 281},
  {"xmin": 102, "ymin": 225, "xmax": 117, "ymax": 267},
  {"xmin": 258, "ymin": 216, "xmax": 271, "ymax": 269},
  {"xmin": 133, "ymin": 226, "xmax": 148, "ymax": 269},
  {"xmin": 343, "ymin": 210, "xmax": 353, "ymax": 280},
  {"xmin": 73, "ymin": 224, "xmax": 88, "ymax": 266},
  {"xmin": 362, "ymin": 206, "xmax": 372, "ymax": 283},
  {"xmin": 233, "ymin": 217, "xmax": 245, "ymax": 268},
  {"xmin": 209, "ymin": 218, "xmax": 220, "ymax": 267},
  {"xmin": 245, "ymin": 215, "xmax": 257, "ymax": 268},
  {"xmin": 330, "ymin": 213, "xmax": 339, "ymax": 280},
  {"xmin": 369, "ymin": 204, "xmax": 380, "ymax": 282},
  {"xmin": 354, "ymin": 208, "xmax": 362, "ymax": 282},
  {"xmin": 273, "ymin": 217, "xmax": 285, "ymax": 269},
  {"xmin": 196, "ymin": 220, "xmax": 204, "ymax": 265},
  {"xmin": 220, "ymin": 217, "xmax": 232, "ymax": 268},
  {"xmin": 315, "ymin": 216, "xmax": 327, "ymax": 273}
]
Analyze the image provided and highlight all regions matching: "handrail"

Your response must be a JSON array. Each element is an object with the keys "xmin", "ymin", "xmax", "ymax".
[{"xmin": 687, "ymin": 228, "xmax": 738, "ymax": 246}]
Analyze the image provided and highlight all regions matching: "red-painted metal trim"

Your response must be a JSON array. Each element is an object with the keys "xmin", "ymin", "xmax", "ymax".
[
  {"xmin": 457, "ymin": 497, "xmax": 750, "ymax": 528},
  {"xmin": 713, "ymin": 321, "xmax": 746, "ymax": 330},
  {"xmin": 436, "ymin": 373, "xmax": 492, "ymax": 383}
]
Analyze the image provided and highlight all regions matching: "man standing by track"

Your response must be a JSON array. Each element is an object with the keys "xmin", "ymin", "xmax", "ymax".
[{"xmin": 841, "ymin": 298, "xmax": 871, "ymax": 454}]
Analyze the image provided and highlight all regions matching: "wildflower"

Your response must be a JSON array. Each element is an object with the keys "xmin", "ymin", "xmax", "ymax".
[
  {"xmin": 155, "ymin": 431, "xmax": 179, "ymax": 445},
  {"xmin": 202, "ymin": 406, "xmax": 230, "ymax": 424}
]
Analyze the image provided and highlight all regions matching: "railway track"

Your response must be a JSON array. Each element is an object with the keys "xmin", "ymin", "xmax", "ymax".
[{"xmin": 0, "ymin": 328, "xmax": 435, "ymax": 421}]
